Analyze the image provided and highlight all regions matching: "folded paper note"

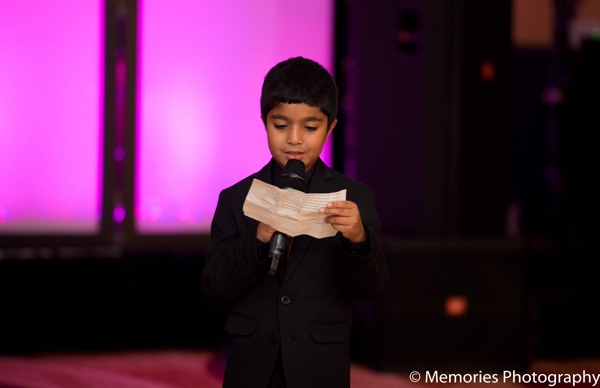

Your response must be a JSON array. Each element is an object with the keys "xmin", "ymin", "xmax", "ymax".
[{"xmin": 243, "ymin": 179, "xmax": 346, "ymax": 239}]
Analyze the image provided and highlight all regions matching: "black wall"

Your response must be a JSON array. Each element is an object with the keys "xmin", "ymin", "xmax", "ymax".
[
  {"xmin": 0, "ymin": 252, "xmax": 225, "ymax": 354},
  {"xmin": 339, "ymin": 0, "xmax": 527, "ymax": 372},
  {"xmin": 341, "ymin": 0, "xmax": 512, "ymax": 237}
]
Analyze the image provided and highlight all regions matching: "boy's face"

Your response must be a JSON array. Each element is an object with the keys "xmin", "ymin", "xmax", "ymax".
[{"xmin": 264, "ymin": 103, "xmax": 336, "ymax": 172}]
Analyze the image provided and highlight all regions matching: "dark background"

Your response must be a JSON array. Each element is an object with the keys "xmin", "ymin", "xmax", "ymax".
[{"xmin": 1, "ymin": 0, "xmax": 599, "ymax": 373}]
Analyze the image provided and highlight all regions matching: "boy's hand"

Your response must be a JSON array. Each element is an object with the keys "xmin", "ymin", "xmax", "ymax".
[
  {"xmin": 320, "ymin": 201, "xmax": 366, "ymax": 243},
  {"xmin": 257, "ymin": 222, "xmax": 277, "ymax": 243}
]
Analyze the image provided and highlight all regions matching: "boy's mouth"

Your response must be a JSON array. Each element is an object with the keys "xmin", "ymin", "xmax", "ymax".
[{"xmin": 285, "ymin": 152, "xmax": 304, "ymax": 160}]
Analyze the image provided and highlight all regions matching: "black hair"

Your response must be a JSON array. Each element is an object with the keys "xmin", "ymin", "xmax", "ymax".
[{"xmin": 260, "ymin": 57, "xmax": 338, "ymax": 129}]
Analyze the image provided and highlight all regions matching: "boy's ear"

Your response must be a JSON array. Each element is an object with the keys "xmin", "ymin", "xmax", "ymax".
[{"xmin": 326, "ymin": 119, "xmax": 337, "ymax": 141}]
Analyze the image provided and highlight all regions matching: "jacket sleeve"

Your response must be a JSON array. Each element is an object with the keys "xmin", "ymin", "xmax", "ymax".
[
  {"xmin": 200, "ymin": 189, "xmax": 271, "ymax": 307},
  {"xmin": 339, "ymin": 184, "xmax": 389, "ymax": 302}
]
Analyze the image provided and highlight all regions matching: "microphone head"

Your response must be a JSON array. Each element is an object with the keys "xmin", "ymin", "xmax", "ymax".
[{"xmin": 281, "ymin": 159, "xmax": 305, "ymax": 190}]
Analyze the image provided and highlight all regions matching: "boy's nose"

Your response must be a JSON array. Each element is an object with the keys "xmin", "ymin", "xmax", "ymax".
[{"xmin": 287, "ymin": 126, "xmax": 303, "ymax": 144}]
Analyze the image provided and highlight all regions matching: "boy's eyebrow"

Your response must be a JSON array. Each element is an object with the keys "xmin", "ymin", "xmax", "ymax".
[
  {"xmin": 303, "ymin": 116, "xmax": 324, "ymax": 122},
  {"xmin": 270, "ymin": 114, "xmax": 324, "ymax": 122}
]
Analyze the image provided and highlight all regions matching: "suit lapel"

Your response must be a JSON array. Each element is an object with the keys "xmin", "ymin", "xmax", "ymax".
[
  {"xmin": 283, "ymin": 159, "xmax": 336, "ymax": 284},
  {"xmin": 255, "ymin": 159, "xmax": 273, "ymax": 185}
]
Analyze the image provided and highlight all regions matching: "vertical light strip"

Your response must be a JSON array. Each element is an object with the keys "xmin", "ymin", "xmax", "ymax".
[
  {"xmin": 0, "ymin": 1, "xmax": 104, "ymax": 234},
  {"xmin": 136, "ymin": 0, "xmax": 334, "ymax": 233}
]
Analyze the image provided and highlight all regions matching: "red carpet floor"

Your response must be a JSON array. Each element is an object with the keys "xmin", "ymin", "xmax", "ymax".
[{"xmin": 1, "ymin": 350, "xmax": 599, "ymax": 388}]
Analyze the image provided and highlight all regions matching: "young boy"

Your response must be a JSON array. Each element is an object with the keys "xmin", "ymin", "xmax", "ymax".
[{"xmin": 201, "ymin": 57, "xmax": 388, "ymax": 388}]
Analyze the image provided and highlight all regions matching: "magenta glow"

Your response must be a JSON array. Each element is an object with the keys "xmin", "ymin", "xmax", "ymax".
[
  {"xmin": 0, "ymin": 1, "xmax": 104, "ymax": 234},
  {"xmin": 136, "ymin": 0, "xmax": 334, "ymax": 233}
]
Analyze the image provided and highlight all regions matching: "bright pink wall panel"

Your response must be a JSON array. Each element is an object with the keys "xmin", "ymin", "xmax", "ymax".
[
  {"xmin": 136, "ymin": 0, "xmax": 334, "ymax": 233},
  {"xmin": 0, "ymin": 1, "xmax": 104, "ymax": 234}
]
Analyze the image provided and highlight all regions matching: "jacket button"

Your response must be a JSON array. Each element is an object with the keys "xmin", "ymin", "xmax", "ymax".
[
  {"xmin": 269, "ymin": 335, "xmax": 278, "ymax": 344},
  {"xmin": 280, "ymin": 296, "xmax": 291, "ymax": 305}
]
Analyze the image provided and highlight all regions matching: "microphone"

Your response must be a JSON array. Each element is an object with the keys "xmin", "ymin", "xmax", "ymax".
[{"xmin": 268, "ymin": 159, "xmax": 305, "ymax": 276}]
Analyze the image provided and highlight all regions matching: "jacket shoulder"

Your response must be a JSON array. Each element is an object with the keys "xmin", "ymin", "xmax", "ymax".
[
  {"xmin": 326, "ymin": 167, "xmax": 375, "ymax": 197},
  {"xmin": 218, "ymin": 162, "xmax": 270, "ymax": 203},
  {"xmin": 219, "ymin": 173, "xmax": 258, "ymax": 201}
]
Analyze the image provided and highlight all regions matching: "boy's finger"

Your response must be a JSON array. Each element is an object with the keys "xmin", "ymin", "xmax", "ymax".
[
  {"xmin": 320, "ymin": 207, "xmax": 351, "ymax": 215},
  {"xmin": 325, "ymin": 216, "xmax": 353, "ymax": 225},
  {"xmin": 320, "ymin": 204, "xmax": 359, "ymax": 213},
  {"xmin": 325, "ymin": 216, "xmax": 349, "ymax": 225}
]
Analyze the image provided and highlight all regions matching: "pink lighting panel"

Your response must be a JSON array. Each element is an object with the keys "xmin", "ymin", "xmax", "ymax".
[
  {"xmin": 0, "ymin": 1, "xmax": 104, "ymax": 234},
  {"xmin": 136, "ymin": 0, "xmax": 334, "ymax": 234}
]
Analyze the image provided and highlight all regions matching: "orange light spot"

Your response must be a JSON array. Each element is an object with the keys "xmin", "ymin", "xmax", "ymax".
[
  {"xmin": 445, "ymin": 295, "xmax": 468, "ymax": 317},
  {"xmin": 481, "ymin": 60, "xmax": 495, "ymax": 82}
]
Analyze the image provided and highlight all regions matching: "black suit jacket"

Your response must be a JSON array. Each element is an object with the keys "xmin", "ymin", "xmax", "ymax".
[{"xmin": 201, "ymin": 158, "xmax": 388, "ymax": 388}]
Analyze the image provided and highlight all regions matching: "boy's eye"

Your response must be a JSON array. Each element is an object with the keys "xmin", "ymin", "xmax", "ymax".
[
  {"xmin": 274, "ymin": 124, "xmax": 287, "ymax": 130},
  {"xmin": 305, "ymin": 126, "xmax": 318, "ymax": 131}
]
